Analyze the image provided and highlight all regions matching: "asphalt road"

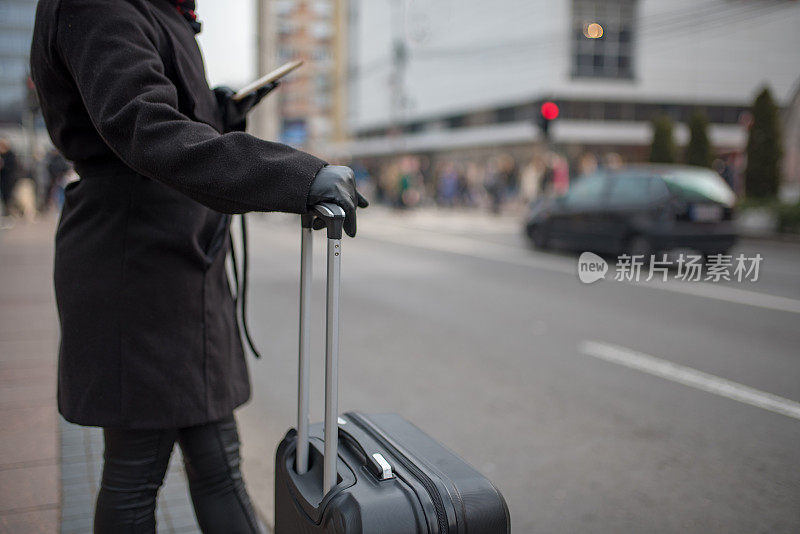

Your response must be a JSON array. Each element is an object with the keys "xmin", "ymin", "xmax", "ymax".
[{"xmin": 236, "ymin": 207, "xmax": 800, "ymax": 533}]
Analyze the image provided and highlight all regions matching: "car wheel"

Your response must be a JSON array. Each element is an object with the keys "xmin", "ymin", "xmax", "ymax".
[{"xmin": 528, "ymin": 224, "xmax": 549, "ymax": 249}]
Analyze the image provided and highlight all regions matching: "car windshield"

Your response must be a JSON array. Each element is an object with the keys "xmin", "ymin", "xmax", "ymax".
[
  {"xmin": 607, "ymin": 173, "xmax": 658, "ymax": 206},
  {"xmin": 660, "ymin": 169, "xmax": 735, "ymax": 206},
  {"xmin": 563, "ymin": 172, "xmax": 608, "ymax": 206}
]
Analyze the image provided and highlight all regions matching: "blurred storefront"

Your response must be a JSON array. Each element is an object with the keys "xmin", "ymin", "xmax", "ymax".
[{"xmin": 331, "ymin": 0, "xmax": 800, "ymax": 173}]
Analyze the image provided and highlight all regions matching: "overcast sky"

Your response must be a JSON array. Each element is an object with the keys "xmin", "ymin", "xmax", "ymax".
[{"xmin": 195, "ymin": 0, "xmax": 257, "ymax": 88}]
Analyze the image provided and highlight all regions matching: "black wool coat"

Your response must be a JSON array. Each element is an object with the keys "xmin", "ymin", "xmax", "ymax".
[{"xmin": 30, "ymin": 0, "xmax": 327, "ymax": 429}]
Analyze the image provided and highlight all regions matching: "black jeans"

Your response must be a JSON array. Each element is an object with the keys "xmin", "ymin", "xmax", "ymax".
[{"xmin": 94, "ymin": 416, "xmax": 261, "ymax": 533}]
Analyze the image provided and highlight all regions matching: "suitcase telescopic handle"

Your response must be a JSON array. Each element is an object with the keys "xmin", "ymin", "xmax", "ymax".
[
  {"xmin": 301, "ymin": 202, "xmax": 345, "ymax": 238},
  {"xmin": 297, "ymin": 202, "xmax": 345, "ymax": 495}
]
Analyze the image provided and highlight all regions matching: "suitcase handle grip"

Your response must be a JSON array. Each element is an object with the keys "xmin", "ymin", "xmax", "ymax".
[
  {"xmin": 296, "ymin": 202, "xmax": 343, "ymax": 495},
  {"xmin": 338, "ymin": 425, "xmax": 394, "ymax": 481},
  {"xmin": 301, "ymin": 202, "xmax": 345, "ymax": 239},
  {"xmin": 339, "ymin": 422, "xmax": 394, "ymax": 486}
]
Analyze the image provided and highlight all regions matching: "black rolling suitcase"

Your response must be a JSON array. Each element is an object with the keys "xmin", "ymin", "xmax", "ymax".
[{"xmin": 273, "ymin": 205, "xmax": 510, "ymax": 533}]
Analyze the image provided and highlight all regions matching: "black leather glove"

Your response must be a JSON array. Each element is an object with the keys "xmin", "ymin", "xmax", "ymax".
[
  {"xmin": 307, "ymin": 165, "xmax": 369, "ymax": 237},
  {"xmin": 213, "ymin": 82, "xmax": 280, "ymax": 132}
]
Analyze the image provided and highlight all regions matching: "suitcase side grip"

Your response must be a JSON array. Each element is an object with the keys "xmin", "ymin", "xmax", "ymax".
[{"xmin": 338, "ymin": 427, "xmax": 394, "ymax": 481}]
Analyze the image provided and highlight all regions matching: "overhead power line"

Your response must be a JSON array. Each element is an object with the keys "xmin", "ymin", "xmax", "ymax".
[{"xmin": 410, "ymin": 0, "xmax": 795, "ymax": 62}]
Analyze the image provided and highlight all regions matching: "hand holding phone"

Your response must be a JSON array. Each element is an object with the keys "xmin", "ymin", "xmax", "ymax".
[
  {"xmin": 232, "ymin": 60, "xmax": 303, "ymax": 101},
  {"xmin": 213, "ymin": 82, "xmax": 276, "ymax": 132}
]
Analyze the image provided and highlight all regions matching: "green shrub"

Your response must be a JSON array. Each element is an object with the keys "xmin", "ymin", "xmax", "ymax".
[
  {"xmin": 649, "ymin": 115, "xmax": 676, "ymax": 164},
  {"xmin": 685, "ymin": 112, "xmax": 712, "ymax": 168},
  {"xmin": 776, "ymin": 203, "xmax": 800, "ymax": 234},
  {"xmin": 745, "ymin": 87, "xmax": 782, "ymax": 200}
]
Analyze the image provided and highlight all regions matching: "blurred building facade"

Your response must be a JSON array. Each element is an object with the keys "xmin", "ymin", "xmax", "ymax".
[
  {"xmin": 338, "ymin": 0, "xmax": 800, "ymax": 167},
  {"xmin": 0, "ymin": 0, "xmax": 36, "ymax": 125},
  {"xmin": 263, "ymin": 0, "xmax": 338, "ymax": 151}
]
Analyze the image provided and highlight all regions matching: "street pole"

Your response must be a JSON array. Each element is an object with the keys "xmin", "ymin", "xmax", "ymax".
[
  {"xmin": 253, "ymin": 0, "xmax": 279, "ymax": 142},
  {"xmin": 332, "ymin": 0, "xmax": 349, "ymax": 144},
  {"xmin": 390, "ymin": 0, "xmax": 407, "ymax": 154}
]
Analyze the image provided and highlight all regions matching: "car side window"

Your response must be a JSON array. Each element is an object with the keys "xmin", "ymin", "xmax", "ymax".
[
  {"xmin": 650, "ymin": 177, "xmax": 671, "ymax": 201},
  {"xmin": 607, "ymin": 175, "xmax": 655, "ymax": 207},
  {"xmin": 564, "ymin": 173, "xmax": 608, "ymax": 207}
]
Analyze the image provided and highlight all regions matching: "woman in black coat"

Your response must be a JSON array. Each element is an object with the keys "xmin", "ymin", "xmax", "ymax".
[{"xmin": 30, "ymin": 0, "xmax": 366, "ymax": 532}]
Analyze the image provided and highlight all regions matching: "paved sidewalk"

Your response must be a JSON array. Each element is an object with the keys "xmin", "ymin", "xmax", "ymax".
[
  {"xmin": 0, "ymin": 216, "xmax": 60, "ymax": 533},
  {"xmin": 0, "ymin": 217, "xmax": 203, "ymax": 533},
  {"xmin": 59, "ymin": 420, "xmax": 201, "ymax": 534}
]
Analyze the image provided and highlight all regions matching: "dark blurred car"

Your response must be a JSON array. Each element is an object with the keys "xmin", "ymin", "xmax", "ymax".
[{"xmin": 525, "ymin": 165, "xmax": 738, "ymax": 256}]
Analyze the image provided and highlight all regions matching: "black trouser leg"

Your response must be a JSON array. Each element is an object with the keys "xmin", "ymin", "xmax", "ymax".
[
  {"xmin": 177, "ymin": 416, "xmax": 261, "ymax": 534},
  {"xmin": 94, "ymin": 427, "xmax": 176, "ymax": 534}
]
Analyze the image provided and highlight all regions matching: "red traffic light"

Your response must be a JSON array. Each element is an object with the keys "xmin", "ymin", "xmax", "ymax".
[{"xmin": 540, "ymin": 101, "xmax": 559, "ymax": 121}]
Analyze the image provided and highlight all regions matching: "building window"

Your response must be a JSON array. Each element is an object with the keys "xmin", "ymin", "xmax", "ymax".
[
  {"xmin": 278, "ymin": 47, "xmax": 297, "ymax": 63},
  {"xmin": 446, "ymin": 115, "xmax": 465, "ymax": 129},
  {"xmin": 572, "ymin": 0, "xmax": 636, "ymax": 79},
  {"xmin": 311, "ymin": 21, "xmax": 333, "ymax": 39},
  {"xmin": 311, "ymin": 1, "xmax": 333, "ymax": 18},
  {"xmin": 277, "ymin": 21, "xmax": 296, "ymax": 35},
  {"xmin": 312, "ymin": 46, "xmax": 332, "ymax": 63},
  {"xmin": 496, "ymin": 106, "xmax": 518, "ymax": 123},
  {"xmin": 273, "ymin": 0, "xmax": 295, "ymax": 17},
  {"xmin": 314, "ymin": 73, "xmax": 331, "ymax": 93}
]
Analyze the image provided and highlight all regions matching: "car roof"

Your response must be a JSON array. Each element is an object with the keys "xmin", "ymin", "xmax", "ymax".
[{"xmin": 605, "ymin": 164, "xmax": 715, "ymax": 177}]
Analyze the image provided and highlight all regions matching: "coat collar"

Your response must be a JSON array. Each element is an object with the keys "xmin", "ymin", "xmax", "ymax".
[{"xmin": 172, "ymin": 0, "xmax": 202, "ymax": 33}]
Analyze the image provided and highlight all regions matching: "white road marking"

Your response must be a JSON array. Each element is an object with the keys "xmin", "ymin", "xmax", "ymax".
[
  {"xmin": 580, "ymin": 340, "xmax": 800, "ymax": 421},
  {"xmin": 633, "ymin": 278, "xmax": 800, "ymax": 314},
  {"xmin": 360, "ymin": 224, "xmax": 800, "ymax": 315}
]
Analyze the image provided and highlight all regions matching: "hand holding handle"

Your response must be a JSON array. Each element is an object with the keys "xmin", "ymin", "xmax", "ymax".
[
  {"xmin": 307, "ymin": 165, "xmax": 368, "ymax": 238},
  {"xmin": 302, "ymin": 202, "xmax": 346, "ymax": 239}
]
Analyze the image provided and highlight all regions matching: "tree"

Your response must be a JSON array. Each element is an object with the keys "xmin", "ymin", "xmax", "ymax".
[
  {"xmin": 649, "ymin": 115, "xmax": 676, "ymax": 163},
  {"xmin": 685, "ymin": 111, "xmax": 712, "ymax": 167},
  {"xmin": 745, "ymin": 87, "xmax": 782, "ymax": 199}
]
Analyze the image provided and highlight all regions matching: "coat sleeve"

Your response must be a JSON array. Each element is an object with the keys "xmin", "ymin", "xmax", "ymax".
[{"xmin": 56, "ymin": 0, "xmax": 326, "ymax": 214}]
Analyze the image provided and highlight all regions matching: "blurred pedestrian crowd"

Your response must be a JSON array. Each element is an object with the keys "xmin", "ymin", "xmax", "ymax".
[
  {"xmin": 0, "ymin": 137, "xmax": 75, "ymax": 228},
  {"xmin": 0, "ymin": 136, "xmax": 745, "ymax": 228},
  {"xmin": 337, "ymin": 148, "xmax": 743, "ymax": 215}
]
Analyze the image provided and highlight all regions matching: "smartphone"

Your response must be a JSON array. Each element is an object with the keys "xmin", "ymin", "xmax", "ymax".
[{"xmin": 231, "ymin": 60, "xmax": 304, "ymax": 101}]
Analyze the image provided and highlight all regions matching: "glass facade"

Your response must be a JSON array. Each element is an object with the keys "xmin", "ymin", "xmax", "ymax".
[
  {"xmin": 571, "ymin": 0, "xmax": 637, "ymax": 79},
  {"xmin": 0, "ymin": 0, "xmax": 37, "ymax": 123},
  {"xmin": 355, "ymin": 99, "xmax": 750, "ymax": 139}
]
